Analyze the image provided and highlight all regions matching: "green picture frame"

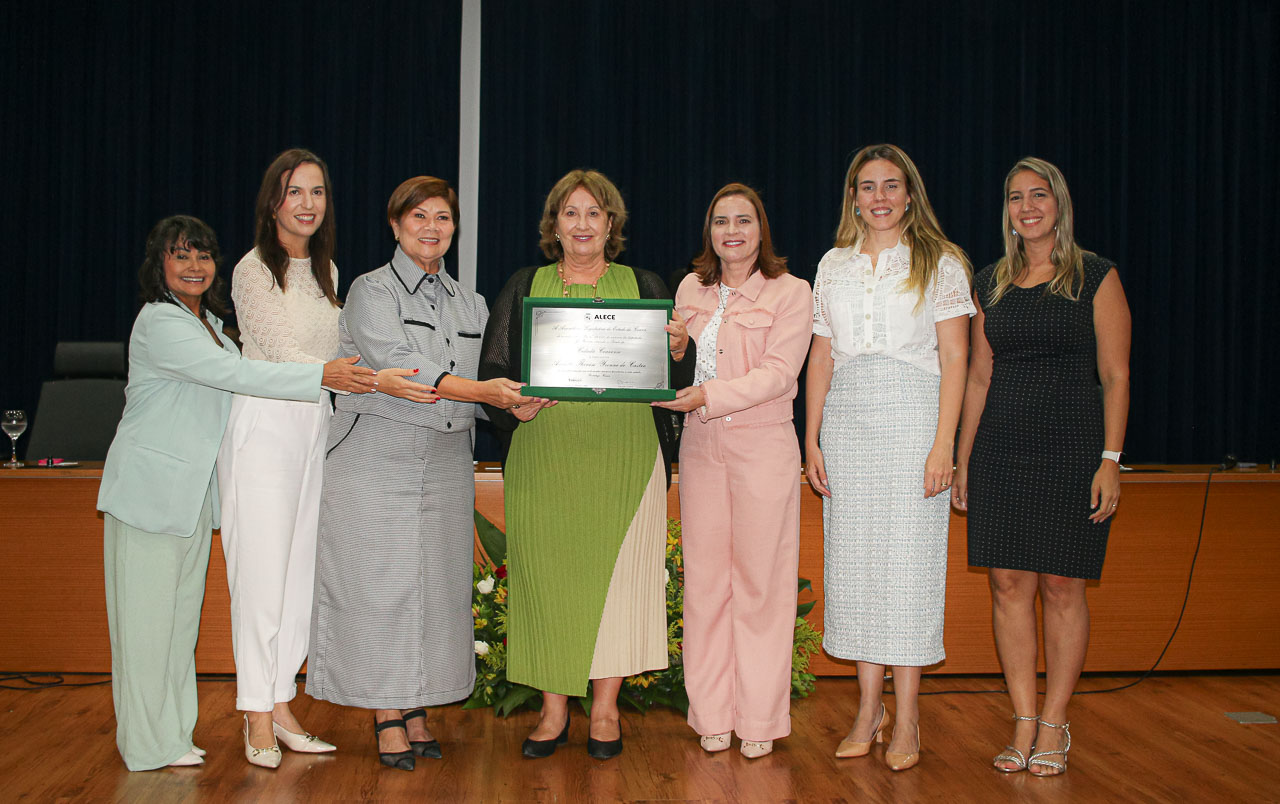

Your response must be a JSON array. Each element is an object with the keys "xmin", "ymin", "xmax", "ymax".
[{"xmin": 520, "ymin": 297, "xmax": 677, "ymax": 402}]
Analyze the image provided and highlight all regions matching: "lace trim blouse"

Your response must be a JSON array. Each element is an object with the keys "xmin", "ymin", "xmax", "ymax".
[
  {"xmin": 231, "ymin": 249, "xmax": 340, "ymax": 364},
  {"xmin": 811, "ymin": 240, "xmax": 975, "ymax": 376}
]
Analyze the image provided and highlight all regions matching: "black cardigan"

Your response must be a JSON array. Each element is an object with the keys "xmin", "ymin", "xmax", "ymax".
[{"xmin": 478, "ymin": 264, "xmax": 696, "ymax": 487}]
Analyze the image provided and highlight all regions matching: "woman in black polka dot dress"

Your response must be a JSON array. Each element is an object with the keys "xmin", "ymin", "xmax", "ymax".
[{"xmin": 954, "ymin": 157, "xmax": 1130, "ymax": 777}]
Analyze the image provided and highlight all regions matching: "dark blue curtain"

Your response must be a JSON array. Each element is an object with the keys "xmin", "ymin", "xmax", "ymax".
[
  {"xmin": 476, "ymin": 0, "xmax": 1279, "ymax": 464},
  {"xmin": 1, "ymin": 1, "xmax": 462, "ymax": 451},
  {"xmin": 4, "ymin": 1, "xmax": 1277, "ymax": 464}
]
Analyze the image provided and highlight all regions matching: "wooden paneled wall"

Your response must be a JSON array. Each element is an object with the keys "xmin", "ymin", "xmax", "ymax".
[{"xmin": 1, "ymin": 464, "xmax": 1276, "ymax": 675}]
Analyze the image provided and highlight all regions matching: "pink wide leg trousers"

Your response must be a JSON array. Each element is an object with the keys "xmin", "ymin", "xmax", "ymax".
[{"xmin": 679, "ymin": 415, "xmax": 801, "ymax": 741}]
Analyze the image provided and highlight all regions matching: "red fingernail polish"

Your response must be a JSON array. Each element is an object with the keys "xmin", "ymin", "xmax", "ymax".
[{"xmin": 413, "ymin": 368, "xmax": 420, "ymax": 374}]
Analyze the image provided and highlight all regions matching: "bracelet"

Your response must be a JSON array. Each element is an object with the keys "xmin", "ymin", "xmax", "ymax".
[{"xmin": 1101, "ymin": 450, "xmax": 1122, "ymax": 464}]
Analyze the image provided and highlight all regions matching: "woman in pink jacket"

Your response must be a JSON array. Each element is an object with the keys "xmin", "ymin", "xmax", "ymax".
[{"xmin": 656, "ymin": 183, "xmax": 812, "ymax": 758}]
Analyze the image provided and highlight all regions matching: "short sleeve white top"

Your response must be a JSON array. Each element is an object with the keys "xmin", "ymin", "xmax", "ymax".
[
  {"xmin": 811, "ymin": 240, "xmax": 975, "ymax": 376},
  {"xmin": 232, "ymin": 249, "xmax": 341, "ymax": 364}
]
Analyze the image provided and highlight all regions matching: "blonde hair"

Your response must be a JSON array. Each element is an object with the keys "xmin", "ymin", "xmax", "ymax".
[
  {"xmin": 537, "ymin": 169, "xmax": 627, "ymax": 261},
  {"xmin": 834, "ymin": 144, "xmax": 969, "ymax": 306},
  {"xmin": 988, "ymin": 157, "xmax": 1090, "ymax": 305}
]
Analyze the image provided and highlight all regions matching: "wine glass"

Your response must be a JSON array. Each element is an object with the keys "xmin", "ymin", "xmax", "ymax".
[{"xmin": 3, "ymin": 410, "xmax": 26, "ymax": 468}]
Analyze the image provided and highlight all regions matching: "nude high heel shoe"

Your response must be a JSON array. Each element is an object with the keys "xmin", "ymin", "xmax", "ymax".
[
  {"xmin": 699, "ymin": 732, "xmax": 732, "ymax": 753},
  {"xmin": 884, "ymin": 724, "xmax": 920, "ymax": 771},
  {"xmin": 835, "ymin": 703, "xmax": 890, "ymax": 758}
]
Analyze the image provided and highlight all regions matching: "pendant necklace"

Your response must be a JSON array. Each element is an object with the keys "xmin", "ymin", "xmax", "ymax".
[{"xmin": 557, "ymin": 261, "xmax": 609, "ymax": 299}]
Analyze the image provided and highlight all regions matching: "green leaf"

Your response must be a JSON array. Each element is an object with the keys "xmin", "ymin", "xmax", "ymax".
[
  {"xmin": 797, "ymin": 600, "xmax": 816, "ymax": 618},
  {"xmin": 496, "ymin": 684, "xmax": 541, "ymax": 717},
  {"xmin": 798, "ymin": 577, "xmax": 812, "ymax": 594},
  {"xmin": 474, "ymin": 510, "xmax": 508, "ymax": 567}
]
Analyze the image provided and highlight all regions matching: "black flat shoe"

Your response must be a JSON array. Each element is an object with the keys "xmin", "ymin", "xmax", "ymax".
[
  {"xmin": 374, "ymin": 717, "xmax": 415, "ymax": 771},
  {"xmin": 587, "ymin": 733, "xmax": 623, "ymax": 760},
  {"xmin": 402, "ymin": 708, "xmax": 443, "ymax": 759},
  {"xmin": 522, "ymin": 711, "xmax": 570, "ymax": 759}
]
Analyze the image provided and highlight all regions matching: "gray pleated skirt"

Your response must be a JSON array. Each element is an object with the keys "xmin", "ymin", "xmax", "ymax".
[
  {"xmin": 306, "ymin": 410, "xmax": 476, "ymax": 708},
  {"xmin": 820, "ymin": 354, "xmax": 948, "ymax": 667}
]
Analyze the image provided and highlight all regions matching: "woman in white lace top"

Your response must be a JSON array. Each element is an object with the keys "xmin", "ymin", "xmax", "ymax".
[
  {"xmin": 804, "ymin": 144, "xmax": 974, "ymax": 771},
  {"xmin": 215, "ymin": 149, "xmax": 427, "ymax": 766}
]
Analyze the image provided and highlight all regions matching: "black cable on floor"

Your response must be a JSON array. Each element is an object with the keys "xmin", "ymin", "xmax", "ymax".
[
  {"xmin": 0, "ymin": 673, "xmax": 111, "ymax": 690},
  {"xmin": 1073, "ymin": 466, "xmax": 1214, "ymax": 695}
]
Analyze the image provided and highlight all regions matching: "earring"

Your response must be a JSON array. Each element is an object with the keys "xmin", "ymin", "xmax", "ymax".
[
  {"xmin": 905, "ymin": 203, "xmax": 911, "ymax": 211},
  {"xmin": 1011, "ymin": 229, "xmax": 1019, "ymax": 237},
  {"xmin": 855, "ymin": 207, "xmax": 861, "ymax": 216},
  {"xmin": 555, "ymin": 233, "xmax": 561, "ymax": 241}
]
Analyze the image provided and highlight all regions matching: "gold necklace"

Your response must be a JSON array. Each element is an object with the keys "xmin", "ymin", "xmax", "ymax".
[{"xmin": 557, "ymin": 261, "xmax": 609, "ymax": 298}]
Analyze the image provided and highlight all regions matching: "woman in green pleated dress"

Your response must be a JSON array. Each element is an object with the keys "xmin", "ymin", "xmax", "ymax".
[{"xmin": 479, "ymin": 170, "xmax": 693, "ymax": 760}]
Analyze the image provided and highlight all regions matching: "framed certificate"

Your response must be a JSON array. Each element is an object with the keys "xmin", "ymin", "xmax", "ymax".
[{"xmin": 520, "ymin": 297, "xmax": 677, "ymax": 402}]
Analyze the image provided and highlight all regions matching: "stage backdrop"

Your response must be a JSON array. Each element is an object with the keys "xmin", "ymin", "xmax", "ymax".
[{"xmin": 2, "ymin": 0, "xmax": 1276, "ymax": 464}]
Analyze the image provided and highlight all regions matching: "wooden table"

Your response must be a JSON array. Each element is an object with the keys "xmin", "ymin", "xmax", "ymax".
[{"xmin": 1, "ymin": 462, "xmax": 1276, "ymax": 675}]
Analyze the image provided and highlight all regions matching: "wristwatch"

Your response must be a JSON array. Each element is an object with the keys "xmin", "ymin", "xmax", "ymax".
[{"xmin": 1101, "ymin": 450, "xmax": 1123, "ymax": 464}]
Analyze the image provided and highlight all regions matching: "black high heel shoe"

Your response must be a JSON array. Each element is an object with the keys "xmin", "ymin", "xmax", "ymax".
[
  {"xmin": 374, "ymin": 716, "xmax": 415, "ymax": 771},
  {"xmin": 402, "ymin": 708, "xmax": 443, "ymax": 759},
  {"xmin": 522, "ymin": 710, "xmax": 570, "ymax": 758},
  {"xmin": 587, "ymin": 718, "xmax": 622, "ymax": 760}
]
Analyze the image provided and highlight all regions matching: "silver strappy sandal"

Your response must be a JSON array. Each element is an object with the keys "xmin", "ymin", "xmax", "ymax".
[
  {"xmin": 1028, "ymin": 718, "xmax": 1071, "ymax": 776},
  {"xmin": 992, "ymin": 713, "xmax": 1038, "ymax": 773}
]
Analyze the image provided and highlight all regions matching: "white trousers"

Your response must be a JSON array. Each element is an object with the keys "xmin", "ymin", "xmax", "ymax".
[{"xmin": 217, "ymin": 394, "xmax": 330, "ymax": 712}]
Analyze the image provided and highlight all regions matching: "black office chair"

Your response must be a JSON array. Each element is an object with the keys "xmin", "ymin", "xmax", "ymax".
[{"xmin": 26, "ymin": 342, "xmax": 128, "ymax": 462}]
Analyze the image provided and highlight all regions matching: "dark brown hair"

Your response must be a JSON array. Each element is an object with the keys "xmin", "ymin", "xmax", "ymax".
[
  {"xmin": 387, "ymin": 176, "xmax": 460, "ymax": 232},
  {"xmin": 138, "ymin": 215, "xmax": 227, "ymax": 316},
  {"xmin": 537, "ymin": 170, "xmax": 627, "ymax": 261},
  {"xmin": 252, "ymin": 148, "xmax": 339, "ymax": 306},
  {"xmin": 692, "ymin": 183, "xmax": 788, "ymax": 286}
]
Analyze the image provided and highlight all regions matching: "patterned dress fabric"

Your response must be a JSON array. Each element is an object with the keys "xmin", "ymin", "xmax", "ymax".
[
  {"xmin": 692, "ymin": 283, "xmax": 733, "ymax": 385},
  {"xmin": 307, "ymin": 248, "xmax": 487, "ymax": 708},
  {"xmin": 503, "ymin": 265, "xmax": 668, "ymax": 696},
  {"xmin": 813, "ymin": 243, "xmax": 975, "ymax": 666},
  {"xmin": 967, "ymin": 255, "xmax": 1117, "ymax": 580}
]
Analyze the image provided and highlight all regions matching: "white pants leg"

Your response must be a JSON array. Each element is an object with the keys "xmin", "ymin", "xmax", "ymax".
[{"xmin": 217, "ymin": 394, "xmax": 331, "ymax": 712}]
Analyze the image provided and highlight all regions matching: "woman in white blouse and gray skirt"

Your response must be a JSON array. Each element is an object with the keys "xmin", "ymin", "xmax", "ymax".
[{"xmin": 804, "ymin": 144, "xmax": 973, "ymax": 771}]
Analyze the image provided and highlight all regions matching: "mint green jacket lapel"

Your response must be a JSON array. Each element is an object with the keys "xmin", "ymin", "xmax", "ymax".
[{"xmin": 98, "ymin": 301, "xmax": 323, "ymax": 536}]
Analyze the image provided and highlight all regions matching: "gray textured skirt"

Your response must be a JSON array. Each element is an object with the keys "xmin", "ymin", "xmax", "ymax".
[
  {"xmin": 820, "ymin": 355, "xmax": 949, "ymax": 666},
  {"xmin": 306, "ymin": 410, "xmax": 476, "ymax": 708}
]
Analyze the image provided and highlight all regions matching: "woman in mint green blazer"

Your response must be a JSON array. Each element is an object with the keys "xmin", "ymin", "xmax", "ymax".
[{"xmin": 96, "ymin": 215, "xmax": 384, "ymax": 771}]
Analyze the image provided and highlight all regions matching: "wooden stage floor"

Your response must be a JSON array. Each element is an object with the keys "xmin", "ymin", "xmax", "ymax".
[{"xmin": 2, "ymin": 674, "xmax": 1276, "ymax": 802}]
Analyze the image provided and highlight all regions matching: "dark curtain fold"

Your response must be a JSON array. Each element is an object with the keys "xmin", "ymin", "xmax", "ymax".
[
  {"xmin": 477, "ymin": 0, "xmax": 1278, "ymax": 464},
  {"xmin": 3, "ymin": 1, "xmax": 1276, "ymax": 464},
  {"xmin": 1, "ymin": 1, "xmax": 462, "ymax": 452}
]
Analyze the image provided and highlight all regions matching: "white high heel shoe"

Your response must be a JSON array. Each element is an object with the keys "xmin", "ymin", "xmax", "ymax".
[
  {"xmin": 699, "ymin": 732, "xmax": 732, "ymax": 753},
  {"xmin": 740, "ymin": 739, "xmax": 774, "ymax": 759},
  {"xmin": 244, "ymin": 715, "xmax": 282, "ymax": 769},
  {"xmin": 273, "ymin": 721, "xmax": 337, "ymax": 753}
]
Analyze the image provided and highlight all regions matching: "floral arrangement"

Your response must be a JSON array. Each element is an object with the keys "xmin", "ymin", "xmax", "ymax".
[{"xmin": 465, "ymin": 512, "xmax": 822, "ymax": 715}]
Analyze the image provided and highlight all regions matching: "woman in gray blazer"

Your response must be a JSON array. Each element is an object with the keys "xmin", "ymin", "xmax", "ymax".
[{"xmin": 96, "ymin": 215, "xmax": 412, "ymax": 771}]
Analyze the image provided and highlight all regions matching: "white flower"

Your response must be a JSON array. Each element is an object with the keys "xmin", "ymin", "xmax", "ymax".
[
  {"xmin": 664, "ymin": 568, "xmax": 671, "ymax": 585},
  {"xmin": 477, "ymin": 576, "xmax": 495, "ymax": 595},
  {"xmin": 474, "ymin": 640, "xmax": 490, "ymax": 656}
]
